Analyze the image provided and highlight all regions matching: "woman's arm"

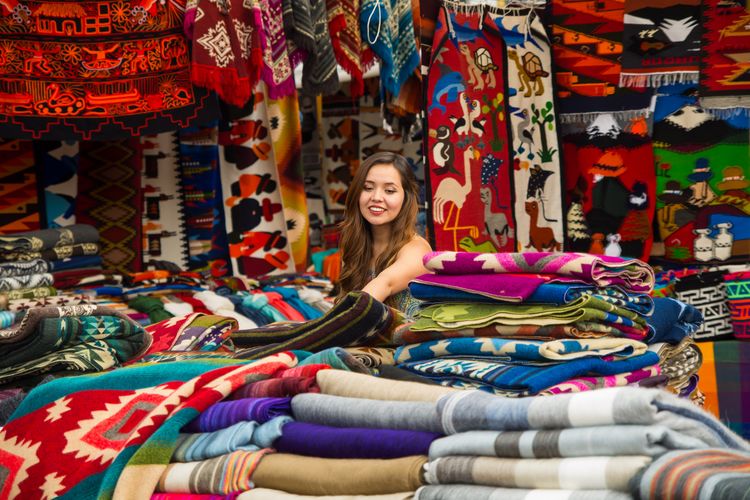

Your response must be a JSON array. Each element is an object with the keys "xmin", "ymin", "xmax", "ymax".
[{"xmin": 362, "ymin": 237, "xmax": 432, "ymax": 302}]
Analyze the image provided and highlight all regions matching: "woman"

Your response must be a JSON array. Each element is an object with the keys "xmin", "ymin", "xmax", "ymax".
[{"xmin": 336, "ymin": 152, "xmax": 432, "ymax": 316}]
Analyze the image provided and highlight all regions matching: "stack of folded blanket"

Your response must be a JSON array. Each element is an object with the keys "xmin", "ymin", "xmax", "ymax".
[{"xmin": 392, "ymin": 251, "xmax": 666, "ymax": 396}]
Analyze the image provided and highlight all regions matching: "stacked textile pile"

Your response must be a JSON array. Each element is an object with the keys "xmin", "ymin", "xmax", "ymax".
[
  {"xmin": 395, "ymin": 252, "xmax": 663, "ymax": 396},
  {"xmin": 0, "ymin": 224, "xmax": 100, "ymax": 309},
  {"xmin": 3, "ymin": 349, "xmax": 749, "ymax": 498}
]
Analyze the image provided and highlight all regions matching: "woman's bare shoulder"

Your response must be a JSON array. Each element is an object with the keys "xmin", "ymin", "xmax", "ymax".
[{"xmin": 400, "ymin": 234, "xmax": 432, "ymax": 255}]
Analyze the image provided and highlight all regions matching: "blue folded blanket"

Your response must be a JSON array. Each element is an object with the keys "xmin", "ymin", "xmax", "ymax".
[{"xmin": 645, "ymin": 298, "xmax": 703, "ymax": 345}]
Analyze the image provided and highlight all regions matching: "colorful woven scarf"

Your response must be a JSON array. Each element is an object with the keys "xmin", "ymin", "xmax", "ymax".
[
  {"xmin": 700, "ymin": 0, "xmax": 750, "ymax": 111},
  {"xmin": 188, "ymin": 0, "xmax": 263, "ymax": 107},
  {"xmin": 620, "ymin": 0, "xmax": 701, "ymax": 88},
  {"xmin": 258, "ymin": 0, "xmax": 297, "ymax": 98},
  {"xmin": 327, "ymin": 0, "xmax": 373, "ymax": 97},
  {"xmin": 0, "ymin": 0, "xmax": 213, "ymax": 140},
  {"xmin": 299, "ymin": 0, "xmax": 340, "ymax": 95}
]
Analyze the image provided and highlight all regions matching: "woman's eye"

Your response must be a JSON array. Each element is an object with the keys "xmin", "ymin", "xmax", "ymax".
[{"xmin": 386, "ymin": 190, "xmax": 396, "ymax": 194}]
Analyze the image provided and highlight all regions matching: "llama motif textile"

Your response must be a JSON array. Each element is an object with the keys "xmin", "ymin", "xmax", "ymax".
[
  {"xmin": 652, "ymin": 85, "xmax": 750, "ymax": 264},
  {"xmin": 218, "ymin": 85, "xmax": 294, "ymax": 278},
  {"xmin": 426, "ymin": 5, "xmax": 514, "ymax": 252},
  {"xmin": 0, "ymin": 0, "xmax": 214, "ymax": 140},
  {"xmin": 562, "ymin": 113, "xmax": 656, "ymax": 261},
  {"xmin": 620, "ymin": 0, "xmax": 701, "ymax": 88},
  {"xmin": 700, "ymin": 0, "xmax": 750, "ymax": 111},
  {"xmin": 491, "ymin": 9, "xmax": 563, "ymax": 253},
  {"xmin": 141, "ymin": 132, "xmax": 189, "ymax": 270},
  {"xmin": 35, "ymin": 140, "xmax": 79, "ymax": 228},
  {"xmin": 550, "ymin": 0, "xmax": 653, "ymax": 122},
  {"xmin": 0, "ymin": 139, "xmax": 39, "ymax": 234}
]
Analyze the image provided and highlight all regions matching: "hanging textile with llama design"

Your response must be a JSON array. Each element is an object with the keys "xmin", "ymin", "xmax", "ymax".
[
  {"xmin": 178, "ymin": 126, "xmax": 230, "ymax": 278},
  {"xmin": 0, "ymin": 0, "xmax": 215, "ymax": 140},
  {"xmin": 141, "ymin": 132, "xmax": 189, "ymax": 269},
  {"xmin": 219, "ymin": 84, "xmax": 294, "ymax": 278},
  {"xmin": 491, "ymin": 8, "xmax": 563, "ymax": 252},
  {"xmin": 562, "ymin": 113, "xmax": 655, "ymax": 261},
  {"xmin": 700, "ymin": 0, "xmax": 750, "ymax": 111},
  {"xmin": 620, "ymin": 0, "xmax": 701, "ymax": 88},
  {"xmin": 426, "ymin": 5, "xmax": 514, "ymax": 253},
  {"xmin": 35, "ymin": 140, "xmax": 79, "ymax": 228},
  {"xmin": 550, "ymin": 0, "xmax": 653, "ymax": 123},
  {"xmin": 652, "ymin": 84, "xmax": 750, "ymax": 264},
  {"xmin": 0, "ymin": 139, "xmax": 40, "ymax": 233}
]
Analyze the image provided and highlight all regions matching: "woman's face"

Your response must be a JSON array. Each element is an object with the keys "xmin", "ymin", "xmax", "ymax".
[{"xmin": 359, "ymin": 163, "xmax": 405, "ymax": 227}]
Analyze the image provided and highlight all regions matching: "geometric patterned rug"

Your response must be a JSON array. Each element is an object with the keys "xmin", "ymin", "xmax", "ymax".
[
  {"xmin": 0, "ymin": 139, "xmax": 41, "ymax": 234},
  {"xmin": 76, "ymin": 140, "xmax": 143, "ymax": 273}
]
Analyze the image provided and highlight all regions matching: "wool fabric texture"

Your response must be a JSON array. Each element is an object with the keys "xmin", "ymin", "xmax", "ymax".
[
  {"xmin": 250, "ymin": 453, "xmax": 427, "ymax": 495},
  {"xmin": 184, "ymin": 398, "xmax": 292, "ymax": 432},
  {"xmin": 291, "ymin": 393, "xmax": 442, "ymax": 432},
  {"xmin": 129, "ymin": 296, "xmax": 174, "ymax": 324},
  {"xmin": 297, "ymin": 348, "xmax": 370, "ymax": 373},
  {"xmin": 229, "ymin": 376, "xmax": 319, "ymax": 399},
  {"xmin": 173, "ymin": 421, "xmax": 261, "ymax": 462},
  {"xmin": 645, "ymin": 298, "xmax": 703, "ymax": 344},
  {"xmin": 0, "ymin": 224, "xmax": 99, "ymax": 253},
  {"xmin": 316, "ymin": 369, "xmax": 457, "ymax": 402},
  {"xmin": 274, "ymin": 421, "xmax": 441, "ymax": 459},
  {"xmin": 0, "ymin": 259, "xmax": 49, "ymax": 278},
  {"xmin": 237, "ymin": 490, "xmax": 413, "ymax": 499},
  {"xmin": 415, "ymin": 485, "xmax": 632, "ymax": 500}
]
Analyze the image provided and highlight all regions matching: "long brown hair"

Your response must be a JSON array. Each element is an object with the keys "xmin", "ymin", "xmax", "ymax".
[{"xmin": 336, "ymin": 152, "xmax": 419, "ymax": 304}]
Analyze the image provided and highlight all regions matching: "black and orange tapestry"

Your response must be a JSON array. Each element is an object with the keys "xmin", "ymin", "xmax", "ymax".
[
  {"xmin": 0, "ymin": 0, "xmax": 215, "ymax": 140},
  {"xmin": 0, "ymin": 139, "xmax": 40, "ymax": 233}
]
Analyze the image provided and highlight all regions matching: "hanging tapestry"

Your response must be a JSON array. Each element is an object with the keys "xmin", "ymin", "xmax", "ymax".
[
  {"xmin": 550, "ymin": 0, "xmax": 653, "ymax": 122},
  {"xmin": 561, "ymin": 113, "xmax": 655, "ymax": 261},
  {"xmin": 75, "ymin": 140, "xmax": 143, "ymax": 274},
  {"xmin": 0, "ymin": 0, "xmax": 215, "ymax": 140},
  {"xmin": 700, "ymin": 0, "xmax": 750, "ymax": 111},
  {"xmin": 294, "ymin": 0, "xmax": 339, "ymax": 95},
  {"xmin": 141, "ymin": 132, "xmax": 189, "ymax": 270},
  {"xmin": 219, "ymin": 85, "xmax": 294, "ymax": 278},
  {"xmin": 652, "ymin": 84, "xmax": 750, "ymax": 264},
  {"xmin": 179, "ymin": 126, "xmax": 231, "ymax": 278},
  {"xmin": 491, "ymin": 8, "xmax": 563, "ymax": 253},
  {"xmin": 425, "ymin": 5, "xmax": 514, "ymax": 253},
  {"xmin": 418, "ymin": 0, "xmax": 441, "ymax": 74},
  {"xmin": 300, "ymin": 93, "xmax": 327, "ymax": 244},
  {"xmin": 186, "ymin": 0, "xmax": 263, "ymax": 107},
  {"xmin": 321, "ymin": 88, "xmax": 360, "ymax": 212},
  {"xmin": 326, "ymin": 0, "xmax": 373, "ymax": 97},
  {"xmin": 0, "ymin": 139, "xmax": 40, "ymax": 233},
  {"xmin": 620, "ymin": 0, "xmax": 701, "ymax": 88},
  {"xmin": 35, "ymin": 140, "xmax": 78, "ymax": 228},
  {"xmin": 360, "ymin": 0, "xmax": 420, "ymax": 98},
  {"xmin": 258, "ymin": 0, "xmax": 297, "ymax": 98},
  {"xmin": 267, "ymin": 89, "xmax": 309, "ymax": 272}
]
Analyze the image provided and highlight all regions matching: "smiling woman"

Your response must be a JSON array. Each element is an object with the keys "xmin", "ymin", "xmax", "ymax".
[{"xmin": 336, "ymin": 152, "xmax": 432, "ymax": 316}]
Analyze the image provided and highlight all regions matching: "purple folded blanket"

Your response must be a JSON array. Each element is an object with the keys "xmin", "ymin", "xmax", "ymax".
[
  {"xmin": 184, "ymin": 397, "xmax": 292, "ymax": 432},
  {"xmin": 422, "ymin": 252, "xmax": 654, "ymax": 293},
  {"xmin": 274, "ymin": 421, "xmax": 441, "ymax": 459}
]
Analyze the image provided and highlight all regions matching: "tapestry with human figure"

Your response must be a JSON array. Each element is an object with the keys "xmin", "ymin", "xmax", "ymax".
[
  {"xmin": 140, "ymin": 132, "xmax": 189, "ymax": 270},
  {"xmin": 0, "ymin": 0, "xmax": 215, "ymax": 140},
  {"xmin": 0, "ymin": 139, "xmax": 40, "ymax": 234},
  {"xmin": 320, "ymin": 87, "xmax": 360, "ymax": 213},
  {"xmin": 35, "ymin": 140, "xmax": 79, "ymax": 228},
  {"xmin": 491, "ymin": 7, "xmax": 563, "ymax": 253},
  {"xmin": 652, "ymin": 84, "xmax": 750, "ymax": 264},
  {"xmin": 218, "ymin": 84, "xmax": 294, "ymax": 278},
  {"xmin": 426, "ymin": 4, "xmax": 514, "ymax": 253},
  {"xmin": 561, "ymin": 113, "xmax": 655, "ymax": 261},
  {"xmin": 550, "ymin": 0, "xmax": 653, "ymax": 122}
]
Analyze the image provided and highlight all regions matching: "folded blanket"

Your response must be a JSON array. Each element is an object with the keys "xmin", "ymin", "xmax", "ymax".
[
  {"xmin": 425, "ymin": 455, "xmax": 651, "ymax": 492},
  {"xmin": 47, "ymin": 255, "xmax": 103, "ymax": 271},
  {"xmin": 395, "ymin": 337, "xmax": 648, "ymax": 364},
  {"xmin": 428, "ymin": 425, "xmax": 708, "ymax": 460},
  {"xmin": 541, "ymin": 365, "xmax": 662, "ymax": 395},
  {"xmin": 411, "ymin": 296, "xmax": 648, "ymax": 338},
  {"xmin": 229, "ymin": 376, "xmax": 319, "ymax": 399},
  {"xmin": 0, "ymin": 272, "xmax": 54, "ymax": 291},
  {"xmin": 632, "ymin": 448, "xmax": 750, "ymax": 500},
  {"xmin": 423, "ymin": 252, "xmax": 655, "ymax": 293},
  {"xmin": 399, "ymin": 352, "xmax": 660, "ymax": 396},
  {"xmin": 648, "ymin": 337, "xmax": 702, "ymax": 392},
  {"xmin": 316, "ymin": 369, "xmax": 457, "ymax": 403},
  {"xmin": 251, "ymin": 454, "xmax": 427, "ymax": 495},
  {"xmin": 394, "ymin": 323, "xmax": 614, "ymax": 344},
  {"xmin": 5, "ymin": 294, "xmax": 93, "ymax": 313},
  {"xmin": 184, "ymin": 397, "xmax": 292, "ymax": 432},
  {"xmin": 436, "ymin": 387, "xmax": 750, "ymax": 450},
  {"xmin": 645, "ymin": 298, "xmax": 703, "ymax": 344},
  {"xmin": 344, "ymin": 347, "xmax": 396, "ymax": 368},
  {"xmin": 296, "ymin": 347, "xmax": 371, "ymax": 373},
  {"xmin": 274, "ymin": 421, "xmax": 441, "ymax": 459},
  {"xmin": 0, "ymin": 224, "xmax": 99, "ymax": 253},
  {"xmin": 0, "ymin": 259, "xmax": 49, "ymax": 278},
  {"xmin": 238, "ymin": 490, "xmax": 414, "ymax": 499},
  {"xmin": 232, "ymin": 292, "xmax": 401, "ymax": 358},
  {"xmin": 0, "ymin": 242, "xmax": 100, "ymax": 262},
  {"xmin": 157, "ymin": 449, "xmax": 273, "ymax": 494},
  {"xmin": 410, "ymin": 278, "xmax": 654, "ymax": 315},
  {"xmin": 291, "ymin": 393, "xmax": 442, "ymax": 432},
  {"xmin": 415, "ymin": 485, "xmax": 633, "ymax": 500}
]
